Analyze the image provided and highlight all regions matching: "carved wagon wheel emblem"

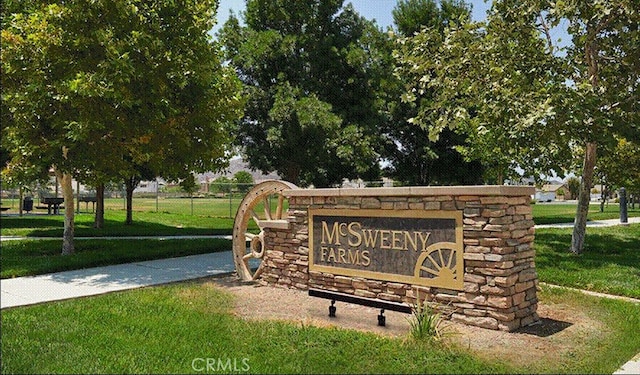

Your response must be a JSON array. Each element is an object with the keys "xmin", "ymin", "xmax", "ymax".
[
  {"xmin": 232, "ymin": 180, "xmax": 298, "ymax": 281},
  {"xmin": 414, "ymin": 242, "xmax": 460, "ymax": 286}
]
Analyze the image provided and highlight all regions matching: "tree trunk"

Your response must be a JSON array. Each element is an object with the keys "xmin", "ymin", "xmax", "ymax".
[
  {"xmin": 571, "ymin": 27, "xmax": 602, "ymax": 255},
  {"xmin": 283, "ymin": 162, "xmax": 301, "ymax": 185},
  {"xmin": 56, "ymin": 170, "xmax": 75, "ymax": 255},
  {"xmin": 125, "ymin": 177, "xmax": 136, "ymax": 225},
  {"xmin": 94, "ymin": 182, "xmax": 105, "ymax": 229},
  {"xmin": 571, "ymin": 142, "xmax": 597, "ymax": 254},
  {"xmin": 19, "ymin": 186, "xmax": 24, "ymax": 217}
]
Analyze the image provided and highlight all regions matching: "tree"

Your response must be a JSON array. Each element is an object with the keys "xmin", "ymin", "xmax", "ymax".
[
  {"xmin": 567, "ymin": 177, "xmax": 581, "ymax": 200},
  {"xmin": 384, "ymin": 0, "xmax": 484, "ymax": 186},
  {"xmin": 123, "ymin": 164, "xmax": 155, "ymax": 225},
  {"xmin": 219, "ymin": 0, "xmax": 388, "ymax": 187},
  {"xmin": 393, "ymin": 0, "xmax": 471, "ymax": 36},
  {"xmin": 396, "ymin": 0, "xmax": 639, "ymax": 253},
  {"xmin": 180, "ymin": 173, "xmax": 200, "ymax": 196},
  {"xmin": 180, "ymin": 173, "xmax": 200, "ymax": 215},
  {"xmin": 233, "ymin": 171, "xmax": 254, "ymax": 194},
  {"xmin": 210, "ymin": 176, "xmax": 233, "ymax": 195},
  {"xmin": 2, "ymin": 0, "xmax": 243, "ymax": 254},
  {"xmin": 597, "ymin": 137, "xmax": 640, "ymax": 200}
]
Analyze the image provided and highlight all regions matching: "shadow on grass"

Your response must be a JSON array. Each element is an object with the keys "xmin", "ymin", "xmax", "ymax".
[
  {"xmin": 1, "ymin": 215, "xmax": 231, "ymax": 237},
  {"xmin": 535, "ymin": 230, "xmax": 640, "ymax": 270},
  {"xmin": 0, "ymin": 215, "xmax": 63, "ymax": 230},
  {"xmin": 535, "ymin": 226, "xmax": 640, "ymax": 298}
]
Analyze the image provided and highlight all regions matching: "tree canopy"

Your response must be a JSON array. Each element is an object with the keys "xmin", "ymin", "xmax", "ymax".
[
  {"xmin": 383, "ymin": 0, "xmax": 484, "ymax": 186},
  {"xmin": 395, "ymin": 0, "xmax": 639, "ymax": 253},
  {"xmin": 219, "ymin": 0, "xmax": 390, "ymax": 187},
  {"xmin": 2, "ymin": 0, "xmax": 243, "ymax": 253}
]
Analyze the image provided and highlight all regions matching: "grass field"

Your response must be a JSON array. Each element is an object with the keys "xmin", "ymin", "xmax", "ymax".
[
  {"xmin": 1, "ymin": 203, "xmax": 639, "ymax": 298},
  {"xmin": 2, "ymin": 196, "xmax": 638, "ymax": 224},
  {"xmin": 0, "ymin": 196, "xmax": 254, "ymax": 218},
  {"xmin": 1, "ymin": 197, "xmax": 639, "ymax": 374},
  {"xmin": 535, "ymin": 224, "xmax": 640, "ymax": 298},
  {"xmin": 1, "ymin": 281, "xmax": 638, "ymax": 374},
  {"xmin": 0, "ymin": 211, "xmax": 236, "ymax": 237},
  {"xmin": 532, "ymin": 201, "xmax": 640, "ymax": 224}
]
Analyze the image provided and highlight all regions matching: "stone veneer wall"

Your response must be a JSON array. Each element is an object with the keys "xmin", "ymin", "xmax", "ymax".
[{"xmin": 259, "ymin": 186, "xmax": 539, "ymax": 332}]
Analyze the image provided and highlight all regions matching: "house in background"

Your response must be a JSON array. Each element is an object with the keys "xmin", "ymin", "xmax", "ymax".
[{"xmin": 535, "ymin": 182, "xmax": 572, "ymax": 202}]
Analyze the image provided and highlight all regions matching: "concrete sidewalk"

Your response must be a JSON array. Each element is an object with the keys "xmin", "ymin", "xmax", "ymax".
[
  {"xmin": 535, "ymin": 216, "xmax": 640, "ymax": 228},
  {"xmin": 615, "ymin": 353, "xmax": 640, "ymax": 375},
  {"xmin": 0, "ymin": 251, "xmax": 236, "ymax": 309}
]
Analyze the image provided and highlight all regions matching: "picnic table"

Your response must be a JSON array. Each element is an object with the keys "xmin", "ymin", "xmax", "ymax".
[
  {"xmin": 41, "ymin": 197, "xmax": 64, "ymax": 215},
  {"xmin": 78, "ymin": 196, "xmax": 97, "ymax": 212}
]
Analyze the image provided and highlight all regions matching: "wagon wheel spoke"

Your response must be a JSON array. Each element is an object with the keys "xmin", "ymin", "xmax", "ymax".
[
  {"xmin": 263, "ymin": 197, "xmax": 272, "ymax": 221},
  {"xmin": 276, "ymin": 195, "xmax": 284, "ymax": 220},
  {"xmin": 250, "ymin": 209, "xmax": 261, "ymax": 228}
]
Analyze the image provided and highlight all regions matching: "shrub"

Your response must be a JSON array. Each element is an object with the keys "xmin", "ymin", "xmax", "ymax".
[{"xmin": 407, "ymin": 294, "xmax": 447, "ymax": 341}]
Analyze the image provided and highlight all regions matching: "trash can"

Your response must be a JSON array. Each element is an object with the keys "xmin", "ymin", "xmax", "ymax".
[{"xmin": 23, "ymin": 197, "xmax": 33, "ymax": 212}]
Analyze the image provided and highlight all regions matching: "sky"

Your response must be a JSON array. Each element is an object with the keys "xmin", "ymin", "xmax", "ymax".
[{"xmin": 213, "ymin": 0, "xmax": 493, "ymax": 32}]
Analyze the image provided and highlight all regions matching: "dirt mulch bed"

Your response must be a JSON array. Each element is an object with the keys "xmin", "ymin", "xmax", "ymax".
[{"xmin": 206, "ymin": 274, "xmax": 603, "ymax": 369}]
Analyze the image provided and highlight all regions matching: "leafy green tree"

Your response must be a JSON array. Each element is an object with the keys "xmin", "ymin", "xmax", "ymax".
[
  {"xmin": 2, "ymin": 0, "xmax": 243, "ymax": 254},
  {"xmin": 210, "ymin": 176, "xmax": 233, "ymax": 195},
  {"xmin": 384, "ymin": 0, "xmax": 483, "ymax": 186},
  {"xmin": 396, "ymin": 0, "xmax": 639, "ymax": 253},
  {"xmin": 180, "ymin": 173, "xmax": 200, "ymax": 215},
  {"xmin": 567, "ymin": 177, "xmax": 581, "ymax": 200},
  {"xmin": 219, "ymin": 0, "xmax": 388, "ymax": 187},
  {"xmin": 179, "ymin": 174, "xmax": 200, "ymax": 196},
  {"xmin": 233, "ymin": 171, "xmax": 254, "ymax": 194},
  {"xmin": 393, "ymin": 0, "xmax": 470, "ymax": 36},
  {"xmin": 598, "ymin": 138, "xmax": 640, "ymax": 200}
]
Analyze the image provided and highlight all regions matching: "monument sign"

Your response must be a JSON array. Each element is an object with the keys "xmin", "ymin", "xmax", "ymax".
[{"xmin": 309, "ymin": 209, "xmax": 463, "ymax": 290}]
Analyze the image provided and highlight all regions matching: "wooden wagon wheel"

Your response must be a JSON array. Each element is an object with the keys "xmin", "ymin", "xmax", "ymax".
[{"xmin": 232, "ymin": 180, "xmax": 298, "ymax": 281}]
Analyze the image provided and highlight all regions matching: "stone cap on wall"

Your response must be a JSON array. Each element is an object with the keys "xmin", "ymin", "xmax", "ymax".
[{"xmin": 283, "ymin": 185, "xmax": 535, "ymax": 198}]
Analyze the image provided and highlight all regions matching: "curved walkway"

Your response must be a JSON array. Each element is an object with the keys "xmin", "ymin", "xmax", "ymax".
[{"xmin": 1, "ymin": 251, "xmax": 237, "ymax": 309}]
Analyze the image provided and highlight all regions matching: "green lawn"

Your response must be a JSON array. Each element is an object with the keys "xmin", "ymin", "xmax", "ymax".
[
  {"xmin": 0, "ymin": 211, "xmax": 236, "ymax": 237},
  {"xmin": 0, "ymin": 196, "xmax": 280, "ymax": 237},
  {"xmin": 0, "ymin": 282, "xmax": 505, "ymax": 374},
  {"xmin": 1, "ymin": 280, "xmax": 638, "ymax": 374},
  {"xmin": 1, "ymin": 199, "xmax": 639, "ymax": 373},
  {"xmin": 0, "ymin": 195, "xmax": 279, "ymax": 219},
  {"xmin": 532, "ymin": 202, "xmax": 639, "ymax": 225},
  {"xmin": 535, "ymin": 224, "xmax": 640, "ymax": 298}
]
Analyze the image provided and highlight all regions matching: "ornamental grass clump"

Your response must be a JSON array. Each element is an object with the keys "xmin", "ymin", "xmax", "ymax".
[{"xmin": 408, "ymin": 295, "xmax": 447, "ymax": 341}]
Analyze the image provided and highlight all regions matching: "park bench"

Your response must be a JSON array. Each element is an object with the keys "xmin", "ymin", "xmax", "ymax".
[{"xmin": 308, "ymin": 288, "xmax": 413, "ymax": 327}]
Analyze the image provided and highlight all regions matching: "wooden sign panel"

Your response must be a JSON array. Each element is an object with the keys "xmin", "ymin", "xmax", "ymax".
[{"xmin": 309, "ymin": 209, "xmax": 464, "ymax": 290}]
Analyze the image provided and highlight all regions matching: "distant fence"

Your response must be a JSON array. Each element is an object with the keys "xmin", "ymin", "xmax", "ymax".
[
  {"xmin": 0, "ymin": 184, "xmax": 257, "ymax": 218},
  {"xmin": 1, "ymin": 181, "xmax": 392, "ymax": 217}
]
